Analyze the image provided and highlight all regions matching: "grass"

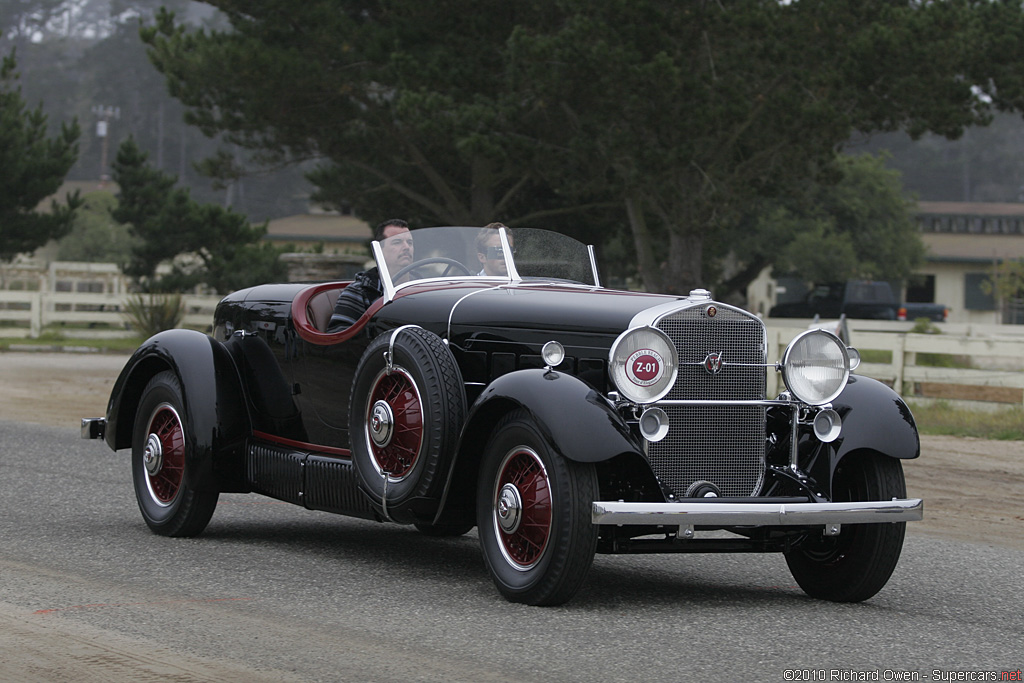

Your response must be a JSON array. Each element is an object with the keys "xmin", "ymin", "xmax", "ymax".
[
  {"xmin": 858, "ymin": 348, "xmax": 971, "ymax": 368},
  {"xmin": 0, "ymin": 330, "xmax": 144, "ymax": 354},
  {"xmin": 910, "ymin": 401, "xmax": 1024, "ymax": 440}
]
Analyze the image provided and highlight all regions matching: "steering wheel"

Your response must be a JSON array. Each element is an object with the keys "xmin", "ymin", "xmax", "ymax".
[{"xmin": 391, "ymin": 257, "xmax": 471, "ymax": 282}]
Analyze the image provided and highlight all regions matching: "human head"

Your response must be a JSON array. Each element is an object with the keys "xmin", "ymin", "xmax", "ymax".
[
  {"xmin": 476, "ymin": 223, "xmax": 512, "ymax": 276},
  {"xmin": 375, "ymin": 219, "xmax": 413, "ymax": 278}
]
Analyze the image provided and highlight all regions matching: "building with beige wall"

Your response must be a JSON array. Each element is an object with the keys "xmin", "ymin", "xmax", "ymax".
[{"xmin": 747, "ymin": 201, "xmax": 1024, "ymax": 324}]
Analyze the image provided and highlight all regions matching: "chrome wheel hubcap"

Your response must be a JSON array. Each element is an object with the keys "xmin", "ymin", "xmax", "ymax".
[
  {"xmin": 369, "ymin": 400, "xmax": 394, "ymax": 447},
  {"xmin": 144, "ymin": 433, "xmax": 163, "ymax": 476},
  {"xmin": 496, "ymin": 483, "xmax": 522, "ymax": 534}
]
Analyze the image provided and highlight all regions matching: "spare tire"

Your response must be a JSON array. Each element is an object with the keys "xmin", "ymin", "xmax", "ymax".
[{"xmin": 349, "ymin": 326, "xmax": 466, "ymax": 510}]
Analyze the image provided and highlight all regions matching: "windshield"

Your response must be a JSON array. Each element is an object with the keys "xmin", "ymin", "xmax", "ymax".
[{"xmin": 373, "ymin": 226, "xmax": 599, "ymax": 297}]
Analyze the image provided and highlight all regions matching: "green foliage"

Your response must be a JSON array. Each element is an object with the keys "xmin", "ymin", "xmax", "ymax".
[
  {"xmin": 141, "ymin": 1, "xmax": 569, "ymax": 229},
  {"xmin": 731, "ymin": 153, "xmax": 924, "ymax": 294},
  {"xmin": 0, "ymin": 49, "xmax": 82, "ymax": 262},
  {"xmin": 55, "ymin": 191, "xmax": 140, "ymax": 263},
  {"xmin": 140, "ymin": 1, "xmax": 1024, "ymax": 297},
  {"xmin": 111, "ymin": 138, "xmax": 288, "ymax": 292},
  {"xmin": 122, "ymin": 292, "xmax": 184, "ymax": 337},
  {"xmin": 910, "ymin": 318, "xmax": 942, "ymax": 335},
  {"xmin": 982, "ymin": 258, "xmax": 1024, "ymax": 305}
]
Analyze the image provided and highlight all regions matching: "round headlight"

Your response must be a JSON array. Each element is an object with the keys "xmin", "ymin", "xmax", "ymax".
[
  {"xmin": 781, "ymin": 329, "xmax": 851, "ymax": 405},
  {"xmin": 609, "ymin": 327, "xmax": 678, "ymax": 404}
]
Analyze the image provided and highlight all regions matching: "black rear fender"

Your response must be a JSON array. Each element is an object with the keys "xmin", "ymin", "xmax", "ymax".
[{"xmin": 106, "ymin": 329, "xmax": 250, "ymax": 492}]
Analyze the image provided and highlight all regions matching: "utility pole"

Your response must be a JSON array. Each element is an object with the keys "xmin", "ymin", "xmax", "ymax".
[{"xmin": 92, "ymin": 104, "xmax": 121, "ymax": 186}]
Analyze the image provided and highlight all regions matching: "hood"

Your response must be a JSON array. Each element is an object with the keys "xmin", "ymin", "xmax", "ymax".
[{"xmin": 446, "ymin": 283, "xmax": 681, "ymax": 340}]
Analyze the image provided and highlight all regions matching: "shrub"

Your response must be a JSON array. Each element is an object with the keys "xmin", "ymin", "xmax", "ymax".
[{"xmin": 122, "ymin": 293, "xmax": 185, "ymax": 337}]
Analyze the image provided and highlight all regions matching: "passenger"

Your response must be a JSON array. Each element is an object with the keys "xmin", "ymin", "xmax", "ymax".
[
  {"xmin": 328, "ymin": 219, "xmax": 412, "ymax": 330},
  {"xmin": 476, "ymin": 223, "xmax": 513, "ymax": 277}
]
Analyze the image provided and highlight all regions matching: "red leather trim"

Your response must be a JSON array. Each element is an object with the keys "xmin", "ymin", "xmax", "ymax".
[
  {"xmin": 291, "ymin": 281, "xmax": 386, "ymax": 345},
  {"xmin": 253, "ymin": 430, "xmax": 351, "ymax": 459}
]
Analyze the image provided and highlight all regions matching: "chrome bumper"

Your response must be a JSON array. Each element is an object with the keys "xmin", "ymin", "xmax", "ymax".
[
  {"xmin": 81, "ymin": 417, "xmax": 106, "ymax": 440},
  {"xmin": 592, "ymin": 498, "xmax": 923, "ymax": 527}
]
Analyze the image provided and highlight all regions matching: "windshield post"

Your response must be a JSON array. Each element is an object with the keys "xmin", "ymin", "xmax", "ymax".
[
  {"xmin": 372, "ymin": 240, "xmax": 397, "ymax": 302},
  {"xmin": 587, "ymin": 244, "xmax": 601, "ymax": 288},
  {"xmin": 498, "ymin": 227, "xmax": 520, "ymax": 282}
]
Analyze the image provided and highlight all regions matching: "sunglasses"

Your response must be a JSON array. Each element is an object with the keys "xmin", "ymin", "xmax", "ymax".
[{"xmin": 485, "ymin": 246, "xmax": 515, "ymax": 258}]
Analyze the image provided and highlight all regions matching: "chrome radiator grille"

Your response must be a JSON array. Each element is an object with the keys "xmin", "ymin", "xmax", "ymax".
[{"xmin": 648, "ymin": 304, "xmax": 767, "ymax": 498}]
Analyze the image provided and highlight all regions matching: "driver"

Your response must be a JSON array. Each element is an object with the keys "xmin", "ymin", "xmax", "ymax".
[{"xmin": 328, "ymin": 219, "xmax": 412, "ymax": 330}]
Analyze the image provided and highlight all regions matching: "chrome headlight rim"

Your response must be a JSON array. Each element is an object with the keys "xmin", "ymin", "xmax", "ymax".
[
  {"xmin": 608, "ymin": 326, "xmax": 678, "ymax": 404},
  {"xmin": 780, "ymin": 329, "xmax": 851, "ymax": 406}
]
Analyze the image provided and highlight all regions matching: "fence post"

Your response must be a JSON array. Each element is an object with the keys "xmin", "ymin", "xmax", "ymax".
[
  {"xmin": 892, "ymin": 333, "xmax": 906, "ymax": 396},
  {"xmin": 29, "ymin": 292, "xmax": 42, "ymax": 338}
]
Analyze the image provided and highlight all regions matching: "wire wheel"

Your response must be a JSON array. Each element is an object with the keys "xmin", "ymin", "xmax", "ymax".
[
  {"xmin": 477, "ymin": 409, "xmax": 598, "ymax": 606},
  {"xmin": 492, "ymin": 447, "xmax": 552, "ymax": 570},
  {"xmin": 365, "ymin": 367, "xmax": 424, "ymax": 480},
  {"xmin": 131, "ymin": 371, "xmax": 218, "ymax": 537},
  {"xmin": 142, "ymin": 403, "xmax": 186, "ymax": 505}
]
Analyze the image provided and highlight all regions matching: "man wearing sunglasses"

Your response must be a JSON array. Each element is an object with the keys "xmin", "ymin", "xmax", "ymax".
[
  {"xmin": 475, "ymin": 223, "xmax": 513, "ymax": 277},
  {"xmin": 329, "ymin": 218, "xmax": 411, "ymax": 330}
]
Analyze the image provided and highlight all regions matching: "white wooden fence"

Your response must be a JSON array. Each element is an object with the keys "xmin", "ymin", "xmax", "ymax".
[
  {"xmin": 3, "ymin": 282, "xmax": 1023, "ymax": 407},
  {"xmin": 0, "ymin": 290, "xmax": 222, "ymax": 338},
  {"xmin": 766, "ymin": 320, "xmax": 1024, "ymax": 407}
]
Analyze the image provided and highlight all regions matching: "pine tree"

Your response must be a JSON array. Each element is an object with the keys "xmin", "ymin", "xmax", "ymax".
[{"xmin": 0, "ymin": 50, "xmax": 81, "ymax": 262}]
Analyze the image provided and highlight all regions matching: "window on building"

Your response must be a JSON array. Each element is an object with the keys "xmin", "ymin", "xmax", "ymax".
[
  {"xmin": 964, "ymin": 272, "xmax": 997, "ymax": 310},
  {"xmin": 905, "ymin": 274, "xmax": 936, "ymax": 303}
]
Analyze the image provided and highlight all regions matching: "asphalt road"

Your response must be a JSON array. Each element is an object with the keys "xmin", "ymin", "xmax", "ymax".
[{"xmin": 1, "ymin": 420, "xmax": 1022, "ymax": 682}]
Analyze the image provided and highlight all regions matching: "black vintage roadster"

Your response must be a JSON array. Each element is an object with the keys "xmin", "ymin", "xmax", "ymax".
[{"xmin": 83, "ymin": 226, "xmax": 922, "ymax": 606}]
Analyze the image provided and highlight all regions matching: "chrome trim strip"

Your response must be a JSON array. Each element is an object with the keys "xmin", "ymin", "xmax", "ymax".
[
  {"xmin": 587, "ymin": 244, "xmax": 601, "ymax": 287},
  {"xmin": 373, "ymin": 240, "xmax": 395, "ymax": 302},
  {"xmin": 627, "ymin": 298, "xmax": 697, "ymax": 329},
  {"xmin": 591, "ymin": 498, "xmax": 923, "ymax": 526},
  {"xmin": 653, "ymin": 399, "xmax": 793, "ymax": 407},
  {"xmin": 499, "ymin": 228, "xmax": 521, "ymax": 282},
  {"xmin": 445, "ymin": 283, "xmax": 509, "ymax": 341}
]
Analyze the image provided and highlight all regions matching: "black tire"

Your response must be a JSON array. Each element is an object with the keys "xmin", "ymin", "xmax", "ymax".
[
  {"xmin": 785, "ymin": 451, "xmax": 908, "ymax": 602},
  {"xmin": 349, "ymin": 327, "xmax": 466, "ymax": 507},
  {"xmin": 476, "ymin": 409, "xmax": 598, "ymax": 606},
  {"xmin": 132, "ymin": 371, "xmax": 219, "ymax": 537},
  {"xmin": 413, "ymin": 522, "xmax": 475, "ymax": 538}
]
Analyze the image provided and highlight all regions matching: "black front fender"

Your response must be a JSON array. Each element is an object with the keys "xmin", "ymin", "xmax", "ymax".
[
  {"xmin": 105, "ymin": 329, "xmax": 250, "ymax": 491},
  {"xmin": 833, "ymin": 375, "xmax": 920, "ymax": 461},
  {"xmin": 461, "ymin": 369, "xmax": 642, "ymax": 465}
]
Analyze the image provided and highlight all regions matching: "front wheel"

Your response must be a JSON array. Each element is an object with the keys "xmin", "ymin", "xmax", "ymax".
[
  {"xmin": 476, "ymin": 410, "xmax": 598, "ymax": 606},
  {"xmin": 785, "ymin": 451, "xmax": 908, "ymax": 602},
  {"xmin": 132, "ymin": 371, "xmax": 219, "ymax": 537}
]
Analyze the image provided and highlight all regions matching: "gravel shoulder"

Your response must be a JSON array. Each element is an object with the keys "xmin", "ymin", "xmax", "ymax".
[{"xmin": 2, "ymin": 350, "xmax": 1021, "ymax": 550}]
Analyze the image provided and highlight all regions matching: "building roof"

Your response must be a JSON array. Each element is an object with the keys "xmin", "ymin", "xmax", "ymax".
[
  {"xmin": 916, "ymin": 200, "xmax": 1024, "ymax": 217},
  {"xmin": 264, "ymin": 213, "xmax": 371, "ymax": 243}
]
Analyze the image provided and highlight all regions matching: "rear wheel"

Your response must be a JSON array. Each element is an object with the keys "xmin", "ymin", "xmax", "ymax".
[
  {"xmin": 785, "ymin": 451, "xmax": 907, "ymax": 602},
  {"xmin": 476, "ymin": 409, "xmax": 598, "ymax": 606},
  {"xmin": 132, "ymin": 371, "xmax": 218, "ymax": 537}
]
